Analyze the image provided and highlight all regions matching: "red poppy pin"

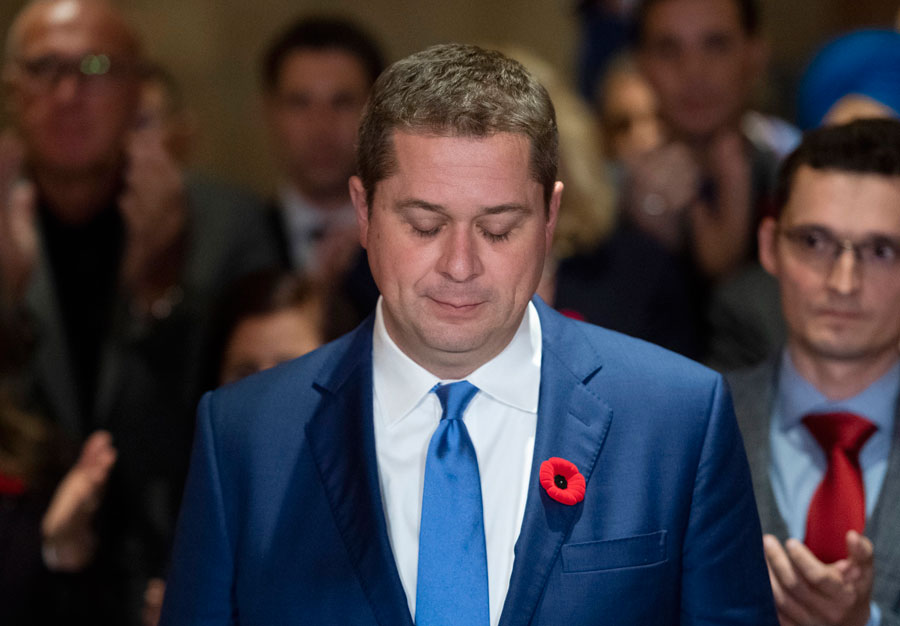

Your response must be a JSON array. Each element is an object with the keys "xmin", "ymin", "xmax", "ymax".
[{"xmin": 539, "ymin": 457, "xmax": 585, "ymax": 505}]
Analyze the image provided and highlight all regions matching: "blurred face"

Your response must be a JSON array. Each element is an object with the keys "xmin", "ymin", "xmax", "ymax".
[
  {"xmin": 219, "ymin": 306, "xmax": 323, "ymax": 385},
  {"xmin": 600, "ymin": 70, "xmax": 665, "ymax": 162},
  {"xmin": 4, "ymin": 0, "xmax": 140, "ymax": 177},
  {"xmin": 351, "ymin": 131, "xmax": 561, "ymax": 378},
  {"xmin": 759, "ymin": 166, "xmax": 900, "ymax": 368},
  {"xmin": 266, "ymin": 49, "xmax": 369, "ymax": 206},
  {"xmin": 136, "ymin": 79, "xmax": 192, "ymax": 163},
  {"xmin": 639, "ymin": 0, "xmax": 760, "ymax": 141}
]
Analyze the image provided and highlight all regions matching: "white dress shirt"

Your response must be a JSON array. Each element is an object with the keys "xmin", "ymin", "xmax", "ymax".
[
  {"xmin": 372, "ymin": 298, "xmax": 541, "ymax": 626},
  {"xmin": 276, "ymin": 184, "xmax": 356, "ymax": 272}
]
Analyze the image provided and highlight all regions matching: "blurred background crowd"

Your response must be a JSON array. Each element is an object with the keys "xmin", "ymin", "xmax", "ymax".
[{"xmin": 1, "ymin": 0, "xmax": 900, "ymax": 624}]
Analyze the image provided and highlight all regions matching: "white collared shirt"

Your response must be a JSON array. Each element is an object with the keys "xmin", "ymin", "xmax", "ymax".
[
  {"xmin": 276, "ymin": 183, "xmax": 356, "ymax": 272},
  {"xmin": 372, "ymin": 298, "xmax": 541, "ymax": 626}
]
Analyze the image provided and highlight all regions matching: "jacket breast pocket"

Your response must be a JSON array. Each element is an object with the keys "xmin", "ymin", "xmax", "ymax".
[{"xmin": 561, "ymin": 530, "xmax": 667, "ymax": 573}]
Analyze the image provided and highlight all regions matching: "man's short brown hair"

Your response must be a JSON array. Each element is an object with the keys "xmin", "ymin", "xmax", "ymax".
[
  {"xmin": 774, "ymin": 118, "xmax": 900, "ymax": 218},
  {"xmin": 356, "ymin": 43, "xmax": 559, "ymax": 209}
]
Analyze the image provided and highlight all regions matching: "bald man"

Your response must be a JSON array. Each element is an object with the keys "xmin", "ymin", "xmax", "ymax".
[{"xmin": 1, "ymin": 1, "xmax": 277, "ymax": 622}]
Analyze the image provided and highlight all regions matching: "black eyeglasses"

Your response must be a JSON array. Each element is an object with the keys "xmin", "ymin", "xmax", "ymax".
[
  {"xmin": 14, "ymin": 53, "xmax": 136, "ymax": 91},
  {"xmin": 779, "ymin": 225, "xmax": 900, "ymax": 275}
]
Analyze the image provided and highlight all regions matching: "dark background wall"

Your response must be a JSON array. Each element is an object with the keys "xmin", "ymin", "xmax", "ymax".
[{"xmin": 2, "ymin": 0, "xmax": 898, "ymax": 195}]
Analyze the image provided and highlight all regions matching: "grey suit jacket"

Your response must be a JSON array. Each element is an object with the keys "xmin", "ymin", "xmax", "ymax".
[{"xmin": 728, "ymin": 359, "xmax": 900, "ymax": 625}]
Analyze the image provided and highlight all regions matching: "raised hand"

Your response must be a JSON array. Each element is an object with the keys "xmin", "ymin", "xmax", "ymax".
[
  {"xmin": 119, "ymin": 126, "xmax": 187, "ymax": 315},
  {"xmin": 688, "ymin": 129, "xmax": 754, "ymax": 279},
  {"xmin": 763, "ymin": 532, "xmax": 874, "ymax": 626},
  {"xmin": 41, "ymin": 430, "xmax": 118, "ymax": 572},
  {"xmin": 625, "ymin": 140, "xmax": 701, "ymax": 253}
]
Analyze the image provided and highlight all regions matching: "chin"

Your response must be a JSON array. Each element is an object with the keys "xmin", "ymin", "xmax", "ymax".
[
  {"xmin": 421, "ymin": 326, "xmax": 490, "ymax": 355},
  {"xmin": 804, "ymin": 335, "xmax": 883, "ymax": 362}
]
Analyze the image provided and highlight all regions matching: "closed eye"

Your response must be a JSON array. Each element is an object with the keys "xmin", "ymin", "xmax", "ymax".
[
  {"xmin": 480, "ymin": 227, "xmax": 510, "ymax": 243},
  {"xmin": 411, "ymin": 224, "xmax": 442, "ymax": 238}
]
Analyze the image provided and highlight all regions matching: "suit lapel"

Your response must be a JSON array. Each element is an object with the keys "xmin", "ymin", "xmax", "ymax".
[
  {"xmin": 499, "ymin": 301, "xmax": 613, "ymax": 626},
  {"xmin": 304, "ymin": 320, "xmax": 415, "ymax": 626},
  {"xmin": 866, "ymin": 399, "xmax": 900, "ymax": 613},
  {"xmin": 732, "ymin": 359, "xmax": 789, "ymax": 541},
  {"xmin": 26, "ymin": 239, "xmax": 83, "ymax": 438}
]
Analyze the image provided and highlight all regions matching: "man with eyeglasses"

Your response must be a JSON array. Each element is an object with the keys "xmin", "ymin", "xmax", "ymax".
[
  {"xmin": 728, "ymin": 118, "xmax": 900, "ymax": 626},
  {"xmin": 0, "ymin": 0, "xmax": 277, "ymax": 623}
]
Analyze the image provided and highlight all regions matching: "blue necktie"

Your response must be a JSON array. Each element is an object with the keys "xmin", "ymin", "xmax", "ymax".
[{"xmin": 416, "ymin": 381, "xmax": 489, "ymax": 626}]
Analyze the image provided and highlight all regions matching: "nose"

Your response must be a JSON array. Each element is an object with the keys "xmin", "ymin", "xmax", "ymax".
[
  {"xmin": 51, "ymin": 73, "xmax": 82, "ymax": 103},
  {"xmin": 679, "ymin": 49, "xmax": 706, "ymax": 83},
  {"xmin": 826, "ymin": 246, "xmax": 861, "ymax": 295},
  {"xmin": 436, "ymin": 226, "xmax": 482, "ymax": 282}
]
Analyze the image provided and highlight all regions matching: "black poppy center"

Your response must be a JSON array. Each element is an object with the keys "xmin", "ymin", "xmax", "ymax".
[{"xmin": 554, "ymin": 474, "xmax": 568, "ymax": 489}]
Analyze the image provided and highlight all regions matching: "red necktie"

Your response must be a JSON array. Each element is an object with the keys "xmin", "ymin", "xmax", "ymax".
[{"xmin": 803, "ymin": 412, "xmax": 876, "ymax": 563}]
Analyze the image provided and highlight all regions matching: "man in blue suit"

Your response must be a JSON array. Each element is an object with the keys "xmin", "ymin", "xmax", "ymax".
[{"xmin": 160, "ymin": 44, "xmax": 776, "ymax": 625}]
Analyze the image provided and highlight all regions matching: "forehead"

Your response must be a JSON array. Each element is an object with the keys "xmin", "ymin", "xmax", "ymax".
[
  {"xmin": 14, "ymin": 0, "xmax": 137, "ymax": 58},
  {"xmin": 783, "ymin": 166, "xmax": 900, "ymax": 234},
  {"xmin": 643, "ymin": 0, "xmax": 745, "ymax": 40},
  {"xmin": 385, "ymin": 131, "xmax": 534, "ymax": 190},
  {"xmin": 276, "ymin": 48, "xmax": 369, "ymax": 91}
]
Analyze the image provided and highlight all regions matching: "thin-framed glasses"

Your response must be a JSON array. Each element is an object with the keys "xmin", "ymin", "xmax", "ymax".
[
  {"xmin": 14, "ymin": 53, "xmax": 136, "ymax": 92},
  {"xmin": 779, "ymin": 224, "xmax": 900, "ymax": 276}
]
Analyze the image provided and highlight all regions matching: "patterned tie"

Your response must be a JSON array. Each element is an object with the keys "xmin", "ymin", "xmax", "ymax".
[
  {"xmin": 416, "ymin": 381, "xmax": 489, "ymax": 626},
  {"xmin": 803, "ymin": 412, "xmax": 877, "ymax": 563}
]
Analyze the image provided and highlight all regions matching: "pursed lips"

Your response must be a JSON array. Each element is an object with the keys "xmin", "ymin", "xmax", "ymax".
[
  {"xmin": 816, "ymin": 307, "xmax": 865, "ymax": 320},
  {"xmin": 428, "ymin": 297, "xmax": 484, "ymax": 310}
]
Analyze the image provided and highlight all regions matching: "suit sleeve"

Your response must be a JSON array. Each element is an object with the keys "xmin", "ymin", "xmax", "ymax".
[
  {"xmin": 680, "ymin": 376, "xmax": 779, "ymax": 625},
  {"xmin": 159, "ymin": 391, "xmax": 236, "ymax": 626}
]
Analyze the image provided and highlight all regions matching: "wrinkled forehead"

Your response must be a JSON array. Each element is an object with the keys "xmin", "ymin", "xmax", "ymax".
[{"xmin": 9, "ymin": 0, "xmax": 140, "ymax": 60}]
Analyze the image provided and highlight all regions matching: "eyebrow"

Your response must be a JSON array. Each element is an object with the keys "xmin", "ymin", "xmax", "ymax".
[
  {"xmin": 394, "ymin": 199, "xmax": 533, "ymax": 216},
  {"xmin": 786, "ymin": 223, "xmax": 900, "ymax": 240}
]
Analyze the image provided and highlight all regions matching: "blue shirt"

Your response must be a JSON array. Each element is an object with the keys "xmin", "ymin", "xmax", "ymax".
[{"xmin": 770, "ymin": 351, "xmax": 899, "ymax": 626}]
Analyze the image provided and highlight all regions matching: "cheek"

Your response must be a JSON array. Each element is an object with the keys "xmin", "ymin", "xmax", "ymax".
[
  {"xmin": 874, "ymin": 286, "xmax": 900, "ymax": 324},
  {"xmin": 648, "ymin": 70, "xmax": 679, "ymax": 100},
  {"xmin": 274, "ymin": 111, "xmax": 310, "ymax": 138},
  {"xmin": 777, "ymin": 266, "xmax": 818, "ymax": 316},
  {"xmin": 19, "ymin": 97, "xmax": 51, "ymax": 132},
  {"xmin": 337, "ymin": 112, "xmax": 362, "ymax": 139}
]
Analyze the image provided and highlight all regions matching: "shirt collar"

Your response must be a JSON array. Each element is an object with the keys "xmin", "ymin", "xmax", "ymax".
[
  {"xmin": 276, "ymin": 182, "xmax": 355, "ymax": 232},
  {"xmin": 775, "ymin": 349, "xmax": 900, "ymax": 433},
  {"xmin": 372, "ymin": 298, "xmax": 542, "ymax": 426}
]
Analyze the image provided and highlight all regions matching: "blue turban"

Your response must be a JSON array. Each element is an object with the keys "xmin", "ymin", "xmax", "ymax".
[{"xmin": 797, "ymin": 29, "xmax": 900, "ymax": 130}]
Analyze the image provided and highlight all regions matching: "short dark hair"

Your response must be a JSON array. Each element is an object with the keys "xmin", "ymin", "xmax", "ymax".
[
  {"xmin": 356, "ymin": 43, "xmax": 559, "ymax": 209},
  {"xmin": 260, "ymin": 15, "xmax": 385, "ymax": 92},
  {"xmin": 774, "ymin": 118, "xmax": 900, "ymax": 217},
  {"xmin": 634, "ymin": 0, "xmax": 761, "ymax": 44}
]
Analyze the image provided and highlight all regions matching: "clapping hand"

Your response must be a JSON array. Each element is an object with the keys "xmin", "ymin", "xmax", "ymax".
[
  {"xmin": 41, "ymin": 430, "xmax": 118, "ymax": 572},
  {"xmin": 763, "ymin": 532, "xmax": 874, "ymax": 626},
  {"xmin": 119, "ymin": 126, "xmax": 187, "ymax": 315}
]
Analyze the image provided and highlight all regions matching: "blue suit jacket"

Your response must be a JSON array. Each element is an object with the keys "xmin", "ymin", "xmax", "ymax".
[{"xmin": 160, "ymin": 299, "xmax": 777, "ymax": 625}]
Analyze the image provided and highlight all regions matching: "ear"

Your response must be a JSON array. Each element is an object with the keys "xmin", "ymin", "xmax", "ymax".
[
  {"xmin": 349, "ymin": 175, "xmax": 370, "ymax": 249},
  {"xmin": 545, "ymin": 181, "xmax": 563, "ymax": 251},
  {"xmin": 757, "ymin": 216, "xmax": 779, "ymax": 277}
]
